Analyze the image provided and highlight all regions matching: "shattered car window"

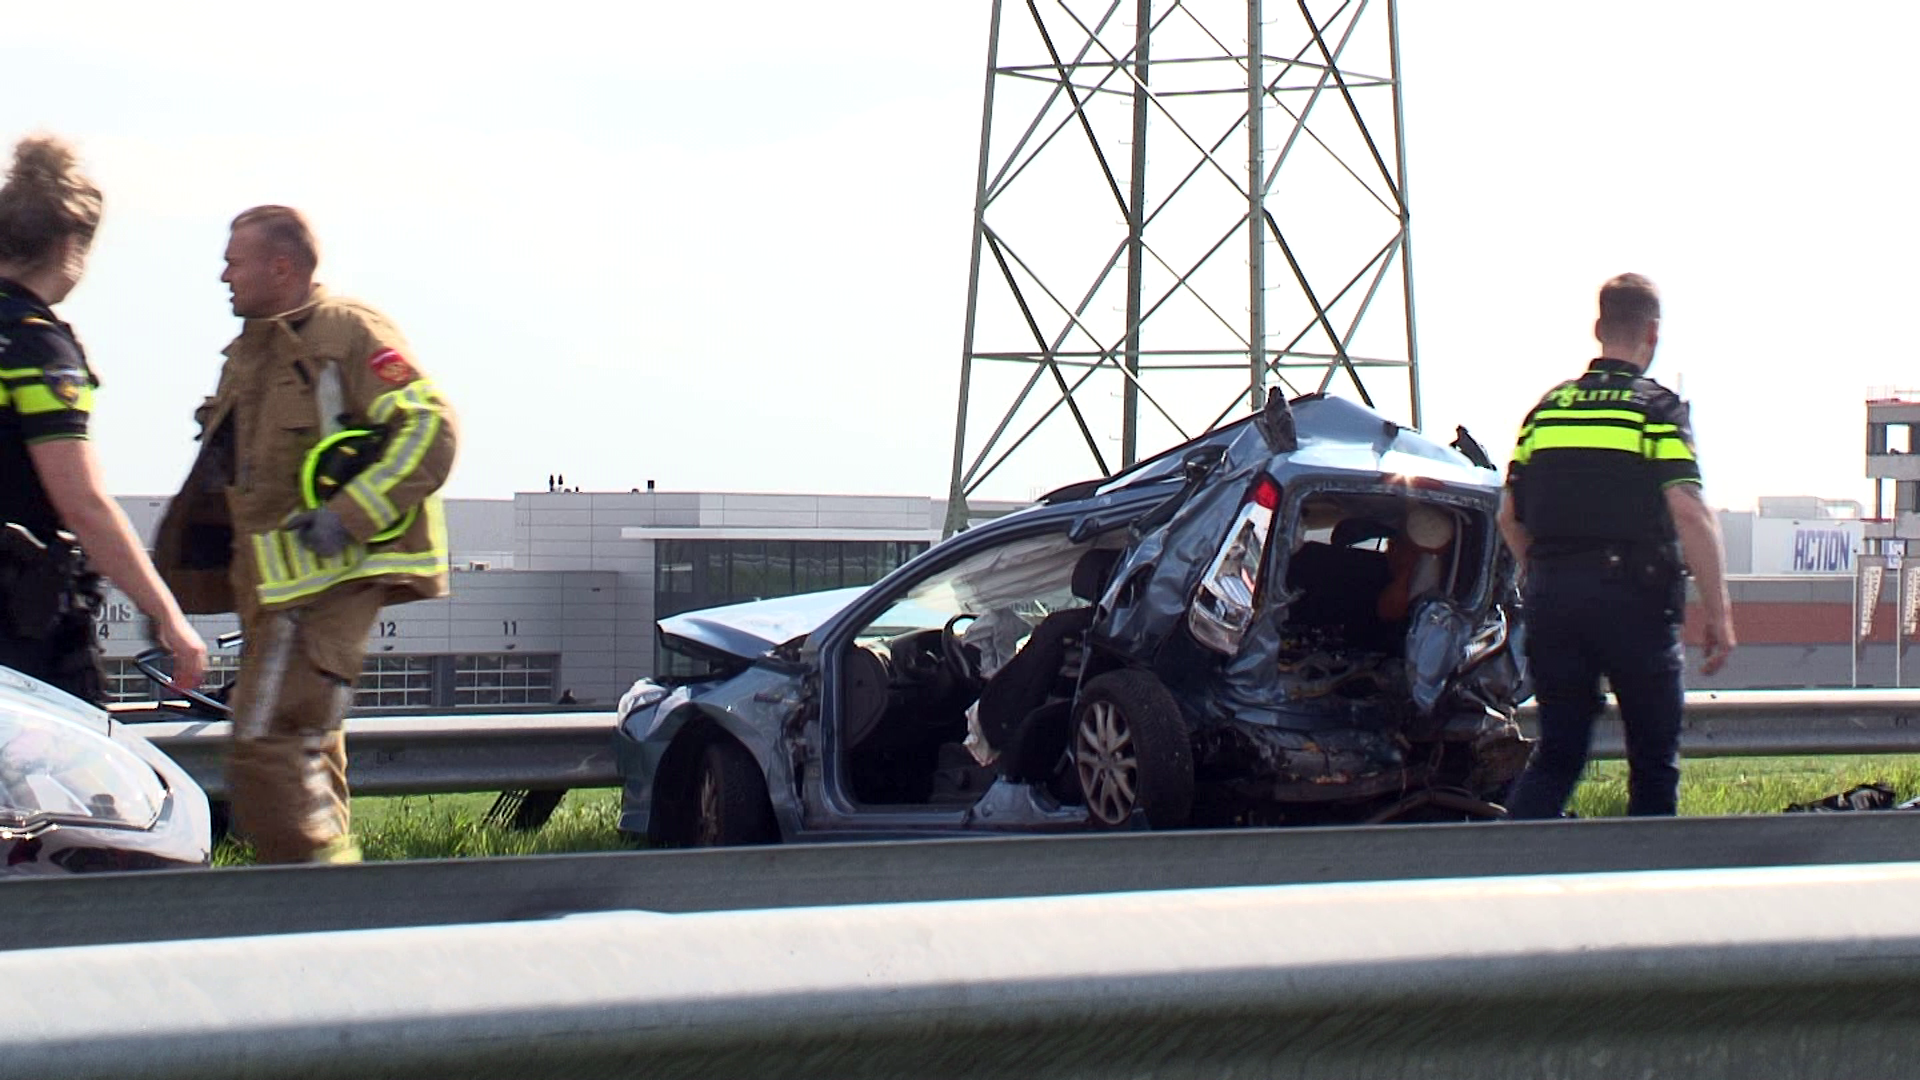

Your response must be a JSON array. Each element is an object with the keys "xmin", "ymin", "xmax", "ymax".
[{"xmin": 861, "ymin": 531, "xmax": 1092, "ymax": 640}]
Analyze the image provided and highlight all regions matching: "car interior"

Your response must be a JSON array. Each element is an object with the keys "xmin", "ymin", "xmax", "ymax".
[
  {"xmin": 830, "ymin": 489, "xmax": 1495, "ymax": 807},
  {"xmin": 1271, "ymin": 490, "xmax": 1492, "ymax": 701},
  {"xmin": 836, "ymin": 533, "xmax": 1123, "ymax": 807}
]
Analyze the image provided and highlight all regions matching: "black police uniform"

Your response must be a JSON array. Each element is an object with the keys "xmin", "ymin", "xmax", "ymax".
[
  {"xmin": 0, "ymin": 278, "xmax": 107, "ymax": 704},
  {"xmin": 1503, "ymin": 357, "xmax": 1702, "ymax": 818}
]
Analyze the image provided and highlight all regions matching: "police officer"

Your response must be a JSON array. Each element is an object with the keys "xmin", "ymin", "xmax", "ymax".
[
  {"xmin": 0, "ymin": 134, "xmax": 206, "ymax": 702},
  {"xmin": 155, "ymin": 206, "xmax": 456, "ymax": 864},
  {"xmin": 1497, "ymin": 273, "xmax": 1735, "ymax": 819}
]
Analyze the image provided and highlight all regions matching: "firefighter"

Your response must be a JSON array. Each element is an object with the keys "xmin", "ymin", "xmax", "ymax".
[
  {"xmin": 1497, "ymin": 273, "xmax": 1735, "ymax": 819},
  {"xmin": 0, "ymin": 134, "xmax": 206, "ymax": 703},
  {"xmin": 155, "ymin": 205, "xmax": 456, "ymax": 863}
]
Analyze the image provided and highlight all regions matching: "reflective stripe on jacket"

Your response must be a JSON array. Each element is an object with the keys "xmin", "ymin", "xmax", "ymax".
[
  {"xmin": 155, "ymin": 287, "xmax": 456, "ymax": 615},
  {"xmin": 1504, "ymin": 357, "xmax": 1701, "ymax": 546},
  {"xmin": 248, "ymin": 496, "xmax": 449, "ymax": 608}
]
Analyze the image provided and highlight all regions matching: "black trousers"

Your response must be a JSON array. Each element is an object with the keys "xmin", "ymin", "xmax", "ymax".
[
  {"xmin": 0, "ymin": 609, "xmax": 107, "ymax": 707},
  {"xmin": 1505, "ymin": 554, "xmax": 1685, "ymax": 819}
]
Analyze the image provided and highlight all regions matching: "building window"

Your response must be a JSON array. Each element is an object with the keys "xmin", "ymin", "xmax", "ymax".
[
  {"xmin": 99, "ymin": 652, "xmax": 243, "ymax": 704},
  {"xmin": 651, "ymin": 538, "xmax": 931, "ymax": 675},
  {"xmin": 357, "ymin": 655, "xmax": 435, "ymax": 710},
  {"xmin": 99, "ymin": 658, "xmax": 151, "ymax": 704},
  {"xmin": 1871, "ymin": 422, "xmax": 1915, "ymax": 456},
  {"xmin": 656, "ymin": 649, "xmax": 710, "ymax": 679},
  {"xmin": 201, "ymin": 652, "xmax": 242, "ymax": 696},
  {"xmin": 454, "ymin": 653, "xmax": 559, "ymax": 707},
  {"xmin": 658, "ymin": 540, "xmax": 695, "ymax": 596}
]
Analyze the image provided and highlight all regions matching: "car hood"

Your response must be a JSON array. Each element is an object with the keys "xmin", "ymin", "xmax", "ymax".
[
  {"xmin": 0, "ymin": 665, "xmax": 100, "ymax": 727},
  {"xmin": 658, "ymin": 587, "xmax": 871, "ymax": 663}
]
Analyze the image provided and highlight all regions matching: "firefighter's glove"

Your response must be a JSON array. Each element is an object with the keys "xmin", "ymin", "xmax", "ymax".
[{"xmin": 287, "ymin": 507, "xmax": 352, "ymax": 558}]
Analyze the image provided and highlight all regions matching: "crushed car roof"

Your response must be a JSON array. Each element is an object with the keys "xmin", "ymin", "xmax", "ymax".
[{"xmin": 1082, "ymin": 395, "xmax": 1498, "ymax": 501}]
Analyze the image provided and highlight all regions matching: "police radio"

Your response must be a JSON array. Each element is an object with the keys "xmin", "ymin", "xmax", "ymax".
[{"xmin": 299, "ymin": 428, "xmax": 417, "ymax": 544}]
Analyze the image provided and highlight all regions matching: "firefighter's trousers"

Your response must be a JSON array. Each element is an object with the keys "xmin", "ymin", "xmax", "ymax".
[{"xmin": 227, "ymin": 582, "xmax": 386, "ymax": 864}]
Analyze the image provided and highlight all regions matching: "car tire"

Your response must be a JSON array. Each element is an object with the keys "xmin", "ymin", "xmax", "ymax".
[
  {"xmin": 1071, "ymin": 669, "xmax": 1193, "ymax": 828},
  {"xmin": 690, "ymin": 738, "xmax": 780, "ymax": 847}
]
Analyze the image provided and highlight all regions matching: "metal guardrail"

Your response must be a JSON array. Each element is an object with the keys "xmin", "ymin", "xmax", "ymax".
[
  {"xmin": 5, "ymin": 811, "xmax": 1920, "ymax": 952},
  {"xmin": 128, "ymin": 690, "xmax": 1920, "ymax": 801},
  {"xmin": 1523, "ymin": 688, "xmax": 1920, "ymax": 758},
  {"xmin": 138, "ymin": 712, "xmax": 620, "ymax": 799},
  {"xmin": 8, "ymin": 858, "xmax": 1920, "ymax": 1079}
]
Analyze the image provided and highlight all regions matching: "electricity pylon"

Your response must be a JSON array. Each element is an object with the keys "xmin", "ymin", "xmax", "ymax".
[{"xmin": 945, "ymin": 0, "xmax": 1418, "ymax": 533}]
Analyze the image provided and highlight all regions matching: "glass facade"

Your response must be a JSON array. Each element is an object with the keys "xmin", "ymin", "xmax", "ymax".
[
  {"xmin": 454, "ymin": 653, "xmax": 559, "ymax": 707},
  {"xmin": 78, "ymin": 533, "xmax": 932, "ymax": 709},
  {"xmin": 654, "ymin": 538, "xmax": 929, "ymax": 675},
  {"xmin": 99, "ymin": 657, "xmax": 149, "ymax": 704},
  {"xmin": 99, "ymin": 653, "xmax": 243, "ymax": 704},
  {"xmin": 355, "ymin": 655, "xmax": 436, "ymax": 710},
  {"xmin": 96, "ymin": 652, "xmax": 563, "ymax": 711}
]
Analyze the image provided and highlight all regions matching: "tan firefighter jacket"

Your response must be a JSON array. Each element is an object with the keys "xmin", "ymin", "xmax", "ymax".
[{"xmin": 155, "ymin": 287, "xmax": 456, "ymax": 616}]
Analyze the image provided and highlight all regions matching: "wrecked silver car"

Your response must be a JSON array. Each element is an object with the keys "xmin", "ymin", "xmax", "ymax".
[{"xmin": 615, "ymin": 393, "xmax": 1530, "ymax": 846}]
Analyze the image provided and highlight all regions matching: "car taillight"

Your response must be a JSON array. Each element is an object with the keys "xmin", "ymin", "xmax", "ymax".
[
  {"xmin": 1188, "ymin": 476, "xmax": 1281, "ymax": 655},
  {"xmin": 1250, "ymin": 474, "xmax": 1281, "ymax": 510}
]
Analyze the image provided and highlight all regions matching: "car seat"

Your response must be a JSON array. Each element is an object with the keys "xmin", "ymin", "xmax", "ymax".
[
  {"xmin": 984, "ymin": 547, "xmax": 1120, "ymax": 782},
  {"xmin": 1282, "ymin": 540, "xmax": 1401, "ymax": 652}
]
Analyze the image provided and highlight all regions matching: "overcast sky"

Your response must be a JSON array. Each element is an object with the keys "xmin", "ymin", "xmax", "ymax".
[{"xmin": 2, "ymin": 1, "xmax": 1911, "ymax": 513}]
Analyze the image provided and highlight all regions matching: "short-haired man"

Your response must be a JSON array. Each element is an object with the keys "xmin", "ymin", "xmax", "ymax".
[
  {"xmin": 155, "ymin": 206, "xmax": 457, "ymax": 862},
  {"xmin": 1497, "ymin": 273, "xmax": 1734, "ymax": 819}
]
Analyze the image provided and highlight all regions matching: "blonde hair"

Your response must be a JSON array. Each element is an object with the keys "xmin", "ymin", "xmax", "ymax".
[
  {"xmin": 231, "ymin": 204, "xmax": 319, "ymax": 273},
  {"xmin": 0, "ymin": 135, "xmax": 102, "ymax": 265}
]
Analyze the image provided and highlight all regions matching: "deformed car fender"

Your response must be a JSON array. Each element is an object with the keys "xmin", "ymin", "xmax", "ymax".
[
  {"xmin": 613, "ymin": 686, "xmax": 672, "ymax": 839},
  {"xmin": 619, "ymin": 667, "xmax": 806, "ymax": 842}
]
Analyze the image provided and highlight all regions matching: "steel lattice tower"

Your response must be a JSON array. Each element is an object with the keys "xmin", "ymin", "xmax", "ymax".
[{"xmin": 945, "ymin": 0, "xmax": 1418, "ymax": 533}]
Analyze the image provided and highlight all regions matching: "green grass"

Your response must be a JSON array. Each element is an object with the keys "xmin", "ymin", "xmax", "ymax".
[
  {"xmin": 205, "ymin": 755, "xmax": 1920, "ymax": 866},
  {"xmin": 1567, "ymin": 755, "xmax": 1920, "ymax": 819},
  {"xmin": 211, "ymin": 789, "xmax": 630, "ymax": 867}
]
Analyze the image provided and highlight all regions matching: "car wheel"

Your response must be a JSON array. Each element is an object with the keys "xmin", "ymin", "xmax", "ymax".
[
  {"xmin": 1072, "ymin": 669, "xmax": 1193, "ymax": 828},
  {"xmin": 691, "ymin": 739, "xmax": 780, "ymax": 847}
]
